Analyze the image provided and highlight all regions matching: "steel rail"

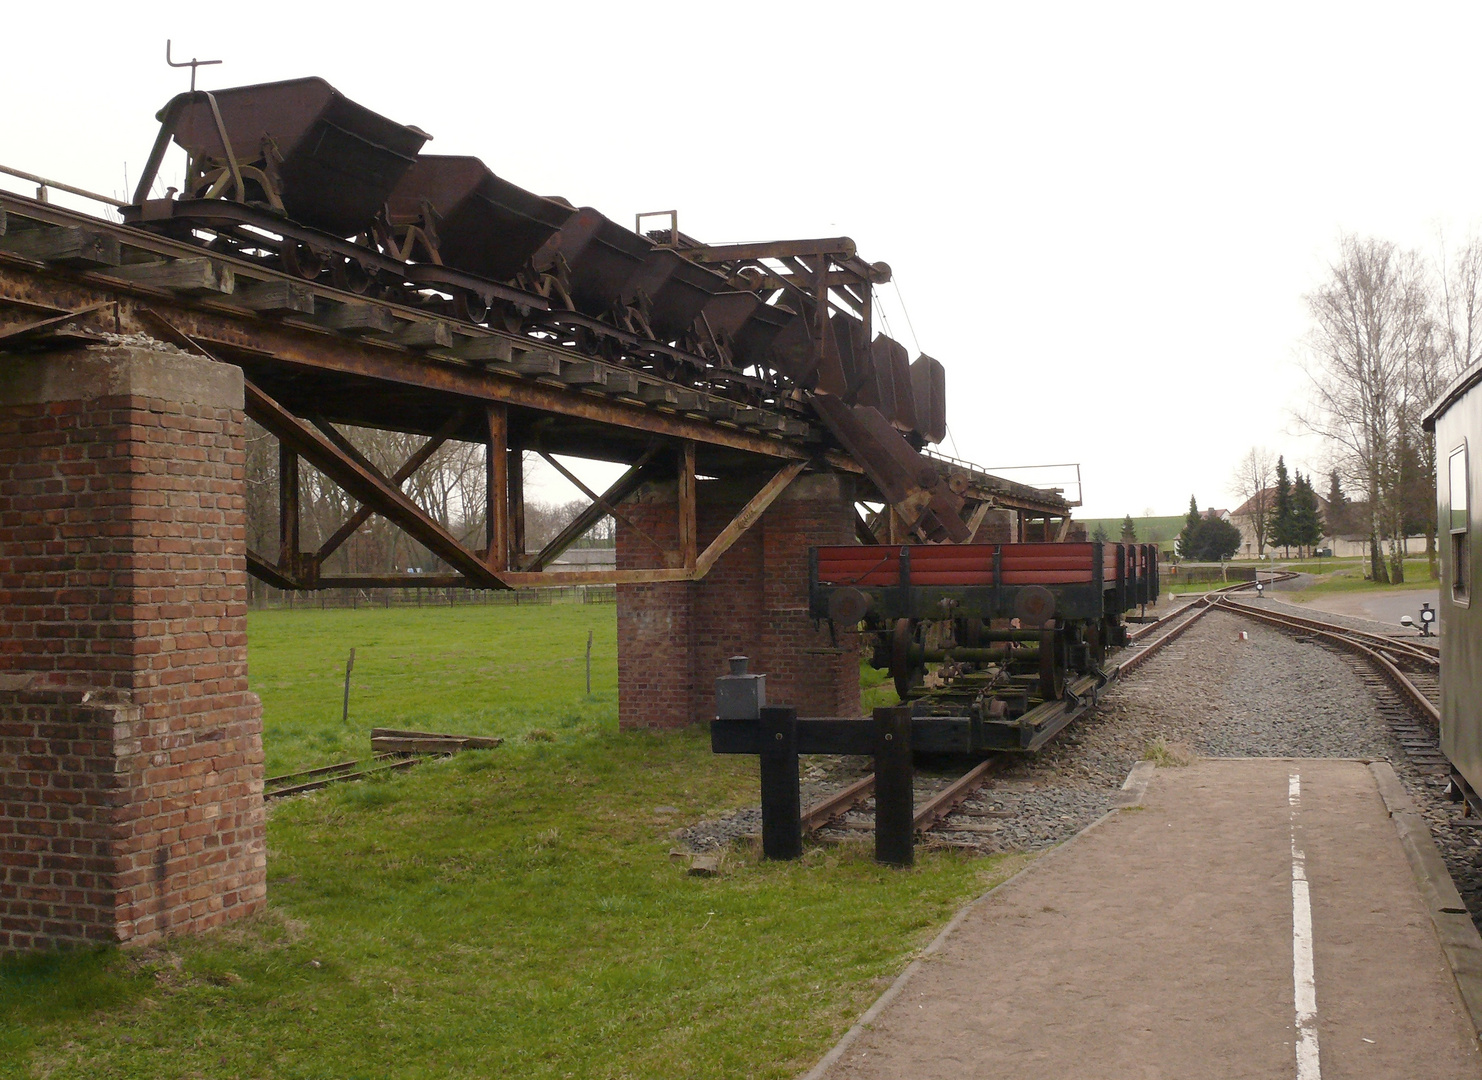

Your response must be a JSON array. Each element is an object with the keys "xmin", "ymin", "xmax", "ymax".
[{"xmin": 1219, "ymin": 596, "xmax": 1439, "ymax": 666}]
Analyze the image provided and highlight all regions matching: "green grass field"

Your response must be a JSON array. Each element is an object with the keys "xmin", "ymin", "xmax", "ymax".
[
  {"xmin": 248, "ymin": 603, "xmax": 620, "ymax": 776},
  {"xmin": 0, "ymin": 602, "xmax": 1015, "ymax": 1080}
]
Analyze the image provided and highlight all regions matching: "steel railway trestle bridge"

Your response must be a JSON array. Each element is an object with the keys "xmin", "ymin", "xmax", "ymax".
[{"xmin": 0, "ymin": 185, "xmax": 1073, "ymax": 595}]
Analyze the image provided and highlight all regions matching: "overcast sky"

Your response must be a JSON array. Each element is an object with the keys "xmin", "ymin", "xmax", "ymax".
[{"xmin": 4, "ymin": 2, "xmax": 1478, "ymax": 519}]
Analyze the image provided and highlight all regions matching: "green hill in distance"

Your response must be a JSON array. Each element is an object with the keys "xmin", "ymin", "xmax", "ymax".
[{"xmin": 1074, "ymin": 515, "xmax": 1186, "ymax": 547}]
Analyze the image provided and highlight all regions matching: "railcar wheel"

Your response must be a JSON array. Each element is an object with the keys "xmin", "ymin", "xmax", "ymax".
[
  {"xmin": 1038, "ymin": 623, "xmax": 1067, "ymax": 701},
  {"xmin": 1086, "ymin": 619, "xmax": 1106, "ymax": 669},
  {"xmin": 281, "ymin": 241, "xmax": 327, "ymax": 281},
  {"xmin": 891, "ymin": 618, "xmax": 923, "ymax": 701},
  {"xmin": 455, "ymin": 290, "xmax": 491, "ymax": 324},
  {"xmin": 332, "ymin": 256, "xmax": 375, "ymax": 295}
]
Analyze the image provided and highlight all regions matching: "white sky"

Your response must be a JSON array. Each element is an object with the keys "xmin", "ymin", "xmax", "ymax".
[{"xmin": 4, "ymin": 2, "xmax": 1479, "ymax": 518}]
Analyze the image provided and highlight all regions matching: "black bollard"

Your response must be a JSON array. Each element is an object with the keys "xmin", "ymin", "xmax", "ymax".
[
  {"xmin": 758, "ymin": 705, "xmax": 802, "ymax": 860},
  {"xmin": 874, "ymin": 704, "xmax": 914, "ymax": 866}
]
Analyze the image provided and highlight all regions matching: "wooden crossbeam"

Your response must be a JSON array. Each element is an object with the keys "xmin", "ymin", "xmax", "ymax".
[{"xmin": 245, "ymin": 380, "xmax": 505, "ymax": 588}]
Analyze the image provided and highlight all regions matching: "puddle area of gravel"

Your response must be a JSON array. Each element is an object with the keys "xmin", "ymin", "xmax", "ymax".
[{"xmin": 675, "ymin": 610, "xmax": 1482, "ymax": 934}]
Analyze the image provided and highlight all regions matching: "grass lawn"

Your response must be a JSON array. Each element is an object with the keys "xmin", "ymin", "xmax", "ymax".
[
  {"xmin": 1283, "ymin": 557, "xmax": 1439, "ymax": 598},
  {"xmin": 1, "ymin": 602, "xmax": 1018, "ymax": 1080},
  {"xmin": 249, "ymin": 601, "xmax": 620, "ymax": 777}
]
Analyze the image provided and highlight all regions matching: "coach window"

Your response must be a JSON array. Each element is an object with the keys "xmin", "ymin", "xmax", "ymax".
[{"xmin": 1451, "ymin": 443, "xmax": 1469, "ymax": 603}]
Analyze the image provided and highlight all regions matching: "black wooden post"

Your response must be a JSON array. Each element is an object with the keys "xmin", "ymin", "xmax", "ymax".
[
  {"xmin": 758, "ymin": 705, "xmax": 802, "ymax": 860},
  {"xmin": 874, "ymin": 705, "xmax": 914, "ymax": 866}
]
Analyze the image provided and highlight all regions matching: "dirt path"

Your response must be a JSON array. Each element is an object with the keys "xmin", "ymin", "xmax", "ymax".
[{"xmin": 809, "ymin": 759, "xmax": 1481, "ymax": 1079}]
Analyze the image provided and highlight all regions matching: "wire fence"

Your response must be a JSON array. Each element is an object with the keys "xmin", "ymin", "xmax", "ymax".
[{"xmin": 248, "ymin": 584, "xmax": 617, "ymax": 610}]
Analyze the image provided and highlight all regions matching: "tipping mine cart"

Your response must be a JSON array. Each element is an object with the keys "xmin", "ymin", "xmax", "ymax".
[{"xmin": 808, "ymin": 541, "xmax": 1159, "ymax": 752}]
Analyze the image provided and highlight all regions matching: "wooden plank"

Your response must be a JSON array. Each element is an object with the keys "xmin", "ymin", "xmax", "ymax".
[
  {"xmin": 372, "ymin": 736, "xmax": 469, "ymax": 754},
  {"xmin": 637, "ymin": 382, "xmax": 680, "ymax": 405},
  {"xmin": 602, "ymin": 370, "xmax": 639, "ymax": 396},
  {"xmin": 692, "ymin": 460, "xmax": 808, "ymax": 578},
  {"xmin": 319, "ymin": 301, "xmax": 397, "ymax": 336},
  {"xmin": 394, "ymin": 320, "xmax": 454, "ymax": 350},
  {"xmin": 111, "ymin": 257, "xmax": 233, "ymax": 295},
  {"xmin": 371, "ymin": 727, "xmax": 504, "ymax": 750},
  {"xmin": 450, "ymin": 336, "xmax": 513, "ymax": 363},
  {"xmin": 238, "ymin": 278, "xmax": 315, "ymax": 315},
  {"xmin": 558, "ymin": 361, "xmax": 609, "ymax": 387},
  {"xmin": 509, "ymin": 348, "xmax": 563, "ymax": 376},
  {"xmin": 0, "ymin": 225, "xmax": 119, "ymax": 267}
]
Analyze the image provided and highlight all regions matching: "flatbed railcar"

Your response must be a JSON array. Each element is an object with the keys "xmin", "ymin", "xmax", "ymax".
[{"xmin": 809, "ymin": 541, "xmax": 1159, "ymax": 752}]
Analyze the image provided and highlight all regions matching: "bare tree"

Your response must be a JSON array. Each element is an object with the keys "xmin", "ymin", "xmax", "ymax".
[
  {"xmin": 1301, "ymin": 235, "xmax": 1434, "ymax": 584},
  {"xmin": 1230, "ymin": 447, "xmax": 1275, "ymax": 557}
]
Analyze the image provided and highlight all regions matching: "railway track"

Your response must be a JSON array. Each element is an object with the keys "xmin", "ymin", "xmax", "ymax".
[
  {"xmin": 1208, "ymin": 596, "xmax": 1445, "ymax": 777},
  {"xmin": 803, "ymin": 576, "xmax": 1298, "ymax": 843}
]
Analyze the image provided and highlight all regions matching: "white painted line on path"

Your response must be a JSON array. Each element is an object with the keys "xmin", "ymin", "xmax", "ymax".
[{"xmin": 1290, "ymin": 771, "xmax": 1322, "ymax": 1080}]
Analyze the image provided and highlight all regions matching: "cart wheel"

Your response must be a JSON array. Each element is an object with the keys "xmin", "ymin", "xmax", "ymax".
[
  {"xmin": 1086, "ymin": 619, "xmax": 1106, "ymax": 669},
  {"xmin": 891, "ymin": 618, "xmax": 922, "ymax": 701},
  {"xmin": 455, "ymin": 290, "xmax": 491, "ymax": 325},
  {"xmin": 1038, "ymin": 624, "xmax": 1066, "ymax": 701},
  {"xmin": 281, "ymin": 240, "xmax": 327, "ymax": 281}
]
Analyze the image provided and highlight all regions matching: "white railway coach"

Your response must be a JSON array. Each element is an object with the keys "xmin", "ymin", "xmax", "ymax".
[{"xmin": 1425, "ymin": 361, "xmax": 1482, "ymax": 804}]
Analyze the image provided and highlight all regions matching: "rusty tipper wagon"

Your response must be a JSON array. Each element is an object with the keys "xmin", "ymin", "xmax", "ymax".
[{"xmin": 809, "ymin": 541, "xmax": 1159, "ymax": 752}]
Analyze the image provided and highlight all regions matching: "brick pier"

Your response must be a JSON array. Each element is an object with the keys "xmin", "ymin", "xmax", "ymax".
[
  {"xmin": 0, "ymin": 346, "xmax": 266, "ymax": 952},
  {"xmin": 616, "ymin": 472, "xmax": 860, "ymax": 729}
]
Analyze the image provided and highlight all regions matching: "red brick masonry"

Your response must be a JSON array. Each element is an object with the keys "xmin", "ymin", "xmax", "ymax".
[
  {"xmin": 0, "ymin": 347, "xmax": 265, "ymax": 952},
  {"xmin": 616, "ymin": 472, "xmax": 860, "ymax": 728}
]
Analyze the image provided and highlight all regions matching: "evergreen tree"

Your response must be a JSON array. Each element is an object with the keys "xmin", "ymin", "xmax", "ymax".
[
  {"xmin": 1291, "ymin": 472, "xmax": 1325, "ymax": 555},
  {"xmin": 1267, "ymin": 456, "xmax": 1293, "ymax": 556},
  {"xmin": 1190, "ymin": 514, "xmax": 1244, "ymax": 561},
  {"xmin": 1325, "ymin": 470, "xmax": 1349, "ymax": 535},
  {"xmin": 1120, "ymin": 514, "xmax": 1137, "ymax": 543},
  {"xmin": 1092, "ymin": 522, "xmax": 1109, "ymax": 544},
  {"xmin": 1177, "ymin": 496, "xmax": 1200, "ymax": 559}
]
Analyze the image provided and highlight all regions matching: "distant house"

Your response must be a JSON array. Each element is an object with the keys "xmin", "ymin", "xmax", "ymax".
[
  {"xmin": 1228, "ymin": 489, "xmax": 1428, "ymax": 559},
  {"xmin": 1229, "ymin": 489, "xmax": 1333, "ymax": 558}
]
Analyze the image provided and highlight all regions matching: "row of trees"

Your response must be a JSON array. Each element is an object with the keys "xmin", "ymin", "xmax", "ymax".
[
  {"xmin": 1297, "ymin": 232, "xmax": 1482, "ymax": 582},
  {"xmin": 1265, "ymin": 456, "xmax": 1324, "ymax": 556}
]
